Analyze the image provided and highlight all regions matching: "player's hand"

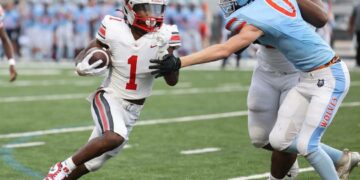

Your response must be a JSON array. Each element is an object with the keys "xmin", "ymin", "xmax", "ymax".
[
  {"xmin": 76, "ymin": 52, "xmax": 107, "ymax": 76},
  {"xmin": 149, "ymin": 54, "xmax": 181, "ymax": 78},
  {"xmin": 9, "ymin": 65, "xmax": 17, "ymax": 82}
]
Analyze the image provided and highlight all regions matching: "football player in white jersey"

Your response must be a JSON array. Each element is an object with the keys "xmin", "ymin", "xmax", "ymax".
[
  {"xmin": 0, "ymin": 5, "xmax": 17, "ymax": 82},
  {"xmin": 45, "ymin": 0, "xmax": 181, "ymax": 179}
]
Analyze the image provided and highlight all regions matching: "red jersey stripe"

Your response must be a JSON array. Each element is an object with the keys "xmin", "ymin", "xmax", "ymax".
[
  {"xmin": 98, "ymin": 26, "xmax": 106, "ymax": 38},
  {"xmin": 171, "ymin": 35, "xmax": 181, "ymax": 41},
  {"xmin": 226, "ymin": 18, "xmax": 237, "ymax": 30},
  {"xmin": 235, "ymin": 22, "xmax": 247, "ymax": 33},
  {"xmin": 95, "ymin": 92, "xmax": 109, "ymax": 131}
]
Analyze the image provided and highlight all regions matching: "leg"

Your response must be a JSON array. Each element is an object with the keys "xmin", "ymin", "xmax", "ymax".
[
  {"xmin": 66, "ymin": 164, "xmax": 89, "ymax": 180},
  {"xmin": 248, "ymin": 68, "xmax": 299, "ymax": 179},
  {"xmin": 45, "ymin": 91, "xmax": 130, "ymax": 179},
  {"xmin": 356, "ymin": 32, "xmax": 360, "ymax": 66},
  {"xmin": 71, "ymin": 131, "xmax": 124, "ymax": 166},
  {"xmin": 288, "ymin": 62, "xmax": 350, "ymax": 179},
  {"xmin": 67, "ymin": 152, "xmax": 113, "ymax": 179},
  {"xmin": 269, "ymin": 87, "xmax": 309, "ymax": 178},
  {"xmin": 271, "ymin": 151, "xmax": 297, "ymax": 179},
  {"xmin": 247, "ymin": 67, "xmax": 280, "ymax": 149}
]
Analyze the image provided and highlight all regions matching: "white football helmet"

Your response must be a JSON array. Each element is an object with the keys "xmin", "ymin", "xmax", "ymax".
[
  {"xmin": 123, "ymin": 0, "xmax": 167, "ymax": 32},
  {"xmin": 219, "ymin": 0, "xmax": 253, "ymax": 17}
]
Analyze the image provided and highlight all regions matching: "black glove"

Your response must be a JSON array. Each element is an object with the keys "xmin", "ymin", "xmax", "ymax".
[{"xmin": 149, "ymin": 54, "xmax": 181, "ymax": 78}]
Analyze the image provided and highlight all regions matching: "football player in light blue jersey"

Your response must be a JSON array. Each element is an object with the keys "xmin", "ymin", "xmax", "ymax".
[{"xmin": 149, "ymin": 0, "xmax": 359, "ymax": 179}]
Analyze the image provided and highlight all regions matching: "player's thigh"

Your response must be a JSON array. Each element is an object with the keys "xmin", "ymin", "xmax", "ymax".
[
  {"xmin": 91, "ymin": 91, "xmax": 128, "ymax": 140},
  {"xmin": 269, "ymin": 87, "xmax": 309, "ymax": 151},
  {"xmin": 247, "ymin": 68, "xmax": 281, "ymax": 147},
  {"xmin": 90, "ymin": 91, "xmax": 133, "ymax": 156}
]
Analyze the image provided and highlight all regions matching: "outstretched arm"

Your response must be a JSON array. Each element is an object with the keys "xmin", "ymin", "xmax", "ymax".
[
  {"xmin": 297, "ymin": 0, "xmax": 328, "ymax": 28},
  {"xmin": 0, "ymin": 27, "xmax": 17, "ymax": 82},
  {"xmin": 149, "ymin": 24, "xmax": 263, "ymax": 77},
  {"xmin": 180, "ymin": 24, "xmax": 262, "ymax": 67}
]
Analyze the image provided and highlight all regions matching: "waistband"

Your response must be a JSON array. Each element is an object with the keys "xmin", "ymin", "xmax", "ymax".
[
  {"xmin": 124, "ymin": 98, "xmax": 146, "ymax": 105},
  {"xmin": 308, "ymin": 56, "xmax": 341, "ymax": 72}
]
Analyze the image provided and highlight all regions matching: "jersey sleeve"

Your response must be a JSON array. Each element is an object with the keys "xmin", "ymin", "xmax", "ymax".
[
  {"xmin": 225, "ymin": 17, "xmax": 247, "ymax": 34},
  {"xmin": 96, "ymin": 15, "xmax": 112, "ymax": 46},
  {"xmin": 168, "ymin": 25, "xmax": 181, "ymax": 48}
]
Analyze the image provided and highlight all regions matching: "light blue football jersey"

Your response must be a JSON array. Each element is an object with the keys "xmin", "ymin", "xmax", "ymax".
[{"xmin": 225, "ymin": 0, "xmax": 335, "ymax": 71}]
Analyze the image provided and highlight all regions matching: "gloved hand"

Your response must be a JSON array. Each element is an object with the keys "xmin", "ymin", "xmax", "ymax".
[
  {"xmin": 76, "ymin": 51, "xmax": 108, "ymax": 76},
  {"xmin": 149, "ymin": 54, "xmax": 181, "ymax": 78}
]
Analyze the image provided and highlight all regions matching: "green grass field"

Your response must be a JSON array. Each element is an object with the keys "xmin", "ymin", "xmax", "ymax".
[{"xmin": 0, "ymin": 64, "xmax": 359, "ymax": 180}]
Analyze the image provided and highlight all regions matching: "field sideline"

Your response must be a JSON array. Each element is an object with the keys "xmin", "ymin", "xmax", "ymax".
[{"xmin": 0, "ymin": 64, "xmax": 359, "ymax": 180}]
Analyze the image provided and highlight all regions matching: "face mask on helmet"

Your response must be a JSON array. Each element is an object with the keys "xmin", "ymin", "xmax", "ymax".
[
  {"xmin": 124, "ymin": 0, "xmax": 166, "ymax": 32},
  {"xmin": 219, "ymin": 0, "xmax": 252, "ymax": 17}
]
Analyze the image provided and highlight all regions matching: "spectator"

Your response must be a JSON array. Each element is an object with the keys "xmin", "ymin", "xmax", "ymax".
[
  {"xmin": 54, "ymin": 0, "xmax": 76, "ymax": 60},
  {"xmin": 73, "ymin": 1, "xmax": 92, "ymax": 56},
  {"xmin": 3, "ymin": 1, "xmax": 21, "ymax": 57},
  {"xmin": 349, "ymin": 2, "xmax": 360, "ymax": 67}
]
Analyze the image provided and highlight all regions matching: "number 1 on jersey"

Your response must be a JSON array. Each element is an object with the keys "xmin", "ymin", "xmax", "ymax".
[{"xmin": 126, "ymin": 55, "xmax": 138, "ymax": 90}]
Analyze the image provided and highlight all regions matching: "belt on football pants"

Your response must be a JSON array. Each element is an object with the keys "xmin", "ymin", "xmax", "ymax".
[
  {"xmin": 124, "ymin": 98, "xmax": 146, "ymax": 105},
  {"xmin": 308, "ymin": 56, "xmax": 341, "ymax": 72}
]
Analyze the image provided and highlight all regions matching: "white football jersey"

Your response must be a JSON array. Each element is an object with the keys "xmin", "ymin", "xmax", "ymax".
[
  {"xmin": 256, "ymin": 46, "xmax": 297, "ymax": 74},
  {"xmin": 96, "ymin": 15, "xmax": 181, "ymax": 100}
]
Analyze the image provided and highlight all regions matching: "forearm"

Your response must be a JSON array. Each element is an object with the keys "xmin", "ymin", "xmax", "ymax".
[
  {"xmin": 180, "ymin": 25, "xmax": 261, "ymax": 68},
  {"xmin": 297, "ymin": 0, "xmax": 328, "ymax": 28},
  {"xmin": 180, "ymin": 44, "xmax": 231, "ymax": 67},
  {"xmin": 0, "ymin": 28, "xmax": 14, "ymax": 60}
]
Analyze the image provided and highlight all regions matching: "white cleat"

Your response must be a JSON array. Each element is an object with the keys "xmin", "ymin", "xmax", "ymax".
[
  {"xmin": 44, "ymin": 162, "xmax": 70, "ymax": 180},
  {"xmin": 336, "ymin": 149, "xmax": 360, "ymax": 180},
  {"xmin": 285, "ymin": 159, "xmax": 299, "ymax": 180}
]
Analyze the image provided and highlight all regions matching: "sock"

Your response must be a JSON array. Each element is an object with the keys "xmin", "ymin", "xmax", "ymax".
[
  {"xmin": 62, "ymin": 157, "xmax": 77, "ymax": 171},
  {"xmin": 268, "ymin": 174, "xmax": 284, "ymax": 180},
  {"xmin": 305, "ymin": 148, "xmax": 339, "ymax": 180},
  {"xmin": 320, "ymin": 143, "xmax": 343, "ymax": 165},
  {"xmin": 284, "ymin": 141, "xmax": 343, "ymax": 165}
]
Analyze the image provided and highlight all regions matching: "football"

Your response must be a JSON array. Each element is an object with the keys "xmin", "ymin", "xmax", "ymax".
[{"xmin": 86, "ymin": 47, "xmax": 111, "ymax": 69}]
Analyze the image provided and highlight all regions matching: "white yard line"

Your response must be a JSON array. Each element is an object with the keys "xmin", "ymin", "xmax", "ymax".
[
  {"xmin": 0, "ymin": 80, "xmax": 96, "ymax": 87},
  {"xmin": 2, "ymin": 142, "xmax": 45, "ymax": 149},
  {"xmin": 0, "ymin": 70, "xmax": 62, "ymax": 76},
  {"xmin": 0, "ymin": 85, "xmax": 249, "ymax": 103},
  {"xmin": 0, "ymin": 111, "xmax": 248, "ymax": 139},
  {"xmin": 0, "ymin": 100, "xmax": 359, "ymax": 139},
  {"xmin": 180, "ymin": 147, "xmax": 221, "ymax": 155},
  {"xmin": 1, "ymin": 80, "xmax": 360, "ymax": 103},
  {"xmin": 228, "ymin": 167, "xmax": 314, "ymax": 180}
]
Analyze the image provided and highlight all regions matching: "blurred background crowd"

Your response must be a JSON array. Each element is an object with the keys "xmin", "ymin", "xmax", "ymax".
[{"xmin": 0, "ymin": 0, "xmax": 357, "ymax": 63}]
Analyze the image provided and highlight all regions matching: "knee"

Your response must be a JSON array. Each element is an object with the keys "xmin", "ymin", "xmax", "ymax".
[
  {"xmin": 297, "ymin": 140, "xmax": 318, "ymax": 156},
  {"xmin": 269, "ymin": 132, "xmax": 289, "ymax": 151},
  {"xmin": 103, "ymin": 132, "xmax": 125, "ymax": 150},
  {"xmin": 248, "ymin": 127, "xmax": 269, "ymax": 148}
]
